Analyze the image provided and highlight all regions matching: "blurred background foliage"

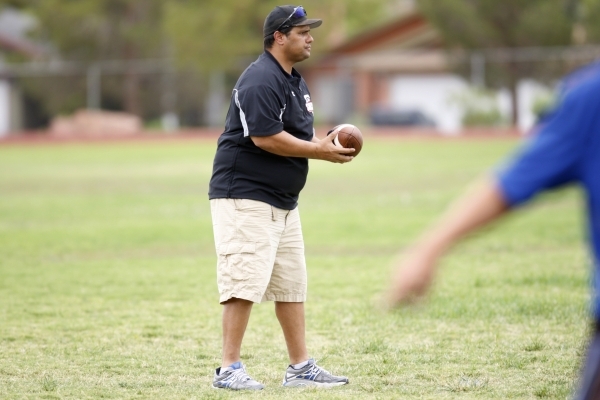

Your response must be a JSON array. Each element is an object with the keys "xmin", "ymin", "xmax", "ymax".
[
  {"xmin": 1, "ymin": 0, "xmax": 598, "ymax": 127},
  {"xmin": 416, "ymin": 0, "xmax": 600, "ymax": 125},
  {"xmin": 0, "ymin": 0, "xmax": 399, "ymax": 126},
  {"xmin": 7, "ymin": 0, "xmax": 397, "ymax": 69}
]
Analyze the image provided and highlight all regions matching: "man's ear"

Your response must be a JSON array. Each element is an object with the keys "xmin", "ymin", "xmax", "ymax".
[{"xmin": 273, "ymin": 31, "xmax": 287, "ymax": 45}]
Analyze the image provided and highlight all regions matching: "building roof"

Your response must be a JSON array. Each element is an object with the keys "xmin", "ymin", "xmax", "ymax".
[
  {"xmin": 310, "ymin": 9, "xmax": 448, "ymax": 73},
  {"xmin": 329, "ymin": 11, "xmax": 440, "ymax": 55},
  {"xmin": 0, "ymin": 7, "xmax": 43, "ymax": 58},
  {"xmin": 0, "ymin": 32, "xmax": 44, "ymax": 57}
]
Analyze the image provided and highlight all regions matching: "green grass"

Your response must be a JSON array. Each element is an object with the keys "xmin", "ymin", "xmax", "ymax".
[{"xmin": 0, "ymin": 136, "xmax": 590, "ymax": 399}]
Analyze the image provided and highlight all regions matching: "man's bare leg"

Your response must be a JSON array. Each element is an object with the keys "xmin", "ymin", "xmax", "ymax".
[
  {"xmin": 221, "ymin": 297, "xmax": 253, "ymax": 367},
  {"xmin": 275, "ymin": 301, "xmax": 308, "ymax": 364}
]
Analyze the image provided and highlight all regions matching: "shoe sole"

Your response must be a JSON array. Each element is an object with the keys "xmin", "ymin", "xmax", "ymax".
[
  {"xmin": 282, "ymin": 380, "xmax": 349, "ymax": 388},
  {"xmin": 212, "ymin": 384, "xmax": 264, "ymax": 390}
]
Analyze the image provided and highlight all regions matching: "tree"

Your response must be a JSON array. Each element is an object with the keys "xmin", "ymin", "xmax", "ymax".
[
  {"xmin": 0, "ymin": 0, "xmax": 27, "ymax": 8},
  {"xmin": 162, "ymin": 0, "xmax": 394, "ymax": 126},
  {"xmin": 417, "ymin": 0, "xmax": 573, "ymax": 126},
  {"xmin": 580, "ymin": 0, "xmax": 600, "ymax": 43},
  {"xmin": 8, "ymin": 0, "xmax": 395, "ymax": 126},
  {"xmin": 25, "ymin": 0, "xmax": 166, "ymax": 117},
  {"xmin": 163, "ymin": 0, "xmax": 394, "ymax": 72}
]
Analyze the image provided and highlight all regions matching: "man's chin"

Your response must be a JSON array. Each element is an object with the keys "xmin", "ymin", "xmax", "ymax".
[{"xmin": 292, "ymin": 55, "xmax": 309, "ymax": 64}]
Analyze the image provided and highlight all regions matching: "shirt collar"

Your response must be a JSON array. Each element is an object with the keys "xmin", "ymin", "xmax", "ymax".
[{"xmin": 263, "ymin": 50, "xmax": 301, "ymax": 81}]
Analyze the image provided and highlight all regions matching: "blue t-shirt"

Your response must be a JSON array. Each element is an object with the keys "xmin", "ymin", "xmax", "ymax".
[{"xmin": 497, "ymin": 62, "xmax": 600, "ymax": 319}]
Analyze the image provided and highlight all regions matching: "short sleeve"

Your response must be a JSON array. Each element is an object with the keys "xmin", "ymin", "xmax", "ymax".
[
  {"xmin": 497, "ymin": 87, "xmax": 592, "ymax": 207},
  {"xmin": 234, "ymin": 83, "xmax": 285, "ymax": 137}
]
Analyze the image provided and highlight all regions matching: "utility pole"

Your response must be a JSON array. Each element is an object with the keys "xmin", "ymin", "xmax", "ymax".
[
  {"xmin": 86, "ymin": 63, "xmax": 101, "ymax": 109},
  {"xmin": 470, "ymin": 52, "xmax": 485, "ymax": 87}
]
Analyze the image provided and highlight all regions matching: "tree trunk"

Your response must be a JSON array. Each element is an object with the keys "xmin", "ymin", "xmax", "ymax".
[
  {"xmin": 123, "ymin": 1, "xmax": 142, "ymax": 117},
  {"xmin": 508, "ymin": 62, "xmax": 520, "ymax": 128},
  {"xmin": 124, "ymin": 67, "xmax": 141, "ymax": 116},
  {"xmin": 509, "ymin": 80, "xmax": 519, "ymax": 128}
]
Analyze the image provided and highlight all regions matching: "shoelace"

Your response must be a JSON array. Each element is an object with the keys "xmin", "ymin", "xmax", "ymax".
[
  {"xmin": 227, "ymin": 367, "xmax": 252, "ymax": 382},
  {"xmin": 302, "ymin": 362, "xmax": 329, "ymax": 378}
]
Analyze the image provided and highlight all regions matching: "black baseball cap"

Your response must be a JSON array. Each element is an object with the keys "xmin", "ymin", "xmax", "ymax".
[{"xmin": 263, "ymin": 5, "xmax": 322, "ymax": 38}]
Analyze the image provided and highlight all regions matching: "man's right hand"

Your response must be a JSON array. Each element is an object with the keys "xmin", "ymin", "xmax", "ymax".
[{"xmin": 313, "ymin": 128, "xmax": 355, "ymax": 163}]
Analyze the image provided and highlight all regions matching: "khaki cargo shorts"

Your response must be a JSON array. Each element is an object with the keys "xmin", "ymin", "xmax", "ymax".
[{"xmin": 210, "ymin": 198, "xmax": 307, "ymax": 304}]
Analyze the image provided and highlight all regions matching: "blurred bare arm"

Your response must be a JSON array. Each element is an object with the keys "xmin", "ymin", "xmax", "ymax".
[
  {"xmin": 385, "ymin": 176, "xmax": 511, "ymax": 308},
  {"xmin": 251, "ymin": 129, "xmax": 354, "ymax": 163}
]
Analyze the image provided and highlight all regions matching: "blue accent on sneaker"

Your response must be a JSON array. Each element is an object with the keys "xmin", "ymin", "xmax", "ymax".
[
  {"xmin": 227, "ymin": 361, "xmax": 242, "ymax": 370},
  {"xmin": 212, "ymin": 362, "xmax": 264, "ymax": 390}
]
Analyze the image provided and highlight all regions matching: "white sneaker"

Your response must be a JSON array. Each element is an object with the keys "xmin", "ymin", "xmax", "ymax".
[
  {"xmin": 212, "ymin": 362, "xmax": 264, "ymax": 390},
  {"xmin": 282, "ymin": 358, "xmax": 349, "ymax": 388}
]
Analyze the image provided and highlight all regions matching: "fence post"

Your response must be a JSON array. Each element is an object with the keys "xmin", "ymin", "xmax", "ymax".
[
  {"xmin": 470, "ymin": 52, "xmax": 485, "ymax": 87},
  {"xmin": 205, "ymin": 70, "xmax": 225, "ymax": 128},
  {"xmin": 86, "ymin": 63, "xmax": 101, "ymax": 109},
  {"xmin": 161, "ymin": 57, "xmax": 179, "ymax": 131}
]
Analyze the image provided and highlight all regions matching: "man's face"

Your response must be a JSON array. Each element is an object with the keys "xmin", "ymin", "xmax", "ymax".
[{"xmin": 282, "ymin": 25, "xmax": 314, "ymax": 63}]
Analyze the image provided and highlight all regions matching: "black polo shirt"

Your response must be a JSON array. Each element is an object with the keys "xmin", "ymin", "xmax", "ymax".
[{"xmin": 208, "ymin": 51, "xmax": 315, "ymax": 210}]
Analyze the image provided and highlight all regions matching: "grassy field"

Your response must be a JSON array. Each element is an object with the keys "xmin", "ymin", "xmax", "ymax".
[{"xmin": 0, "ymin": 136, "xmax": 591, "ymax": 399}]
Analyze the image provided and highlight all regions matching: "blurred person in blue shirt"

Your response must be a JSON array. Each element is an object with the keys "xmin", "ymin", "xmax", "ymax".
[{"xmin": 386, "ymin": 61, "xmax": 600, "ymax": 400}]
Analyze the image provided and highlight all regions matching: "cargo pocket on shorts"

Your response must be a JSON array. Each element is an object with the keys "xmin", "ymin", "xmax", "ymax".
[{"xmin": 218, "ymin": 241, "xmax": 256, "ymax": 281}]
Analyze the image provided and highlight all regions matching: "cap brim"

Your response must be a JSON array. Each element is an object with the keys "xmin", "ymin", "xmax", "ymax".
[{"xmin": 292, "ymin": 18, "xmax": 322, "ymax": 29}]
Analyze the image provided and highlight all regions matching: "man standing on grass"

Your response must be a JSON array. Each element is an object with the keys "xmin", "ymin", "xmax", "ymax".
[
  {"xmin": 386, "ymin": 60, "xmax": 600, "ymax": 400},
  {"xmin": 208, "ymin": 5, "xmax": 354, "ymax": 391}
]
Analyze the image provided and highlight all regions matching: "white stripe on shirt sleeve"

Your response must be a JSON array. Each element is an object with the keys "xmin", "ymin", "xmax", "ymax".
[{"xmin": 233, "ymin": 89, "xmax": 249, "ymax": 137}]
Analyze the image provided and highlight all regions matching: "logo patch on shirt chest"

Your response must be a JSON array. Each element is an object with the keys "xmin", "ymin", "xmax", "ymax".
[{"xmin": 304, "ymin": 94, "xmax": 313, "ymax": 113}]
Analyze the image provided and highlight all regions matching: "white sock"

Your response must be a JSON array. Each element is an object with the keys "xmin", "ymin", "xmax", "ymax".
[
  {"xmin": 221, "ymin": 361, "xmax": 241, "ymax": 373},
  {"xmin": 291, "ymin": 360, "xmax": 310, "ymax": 369}
]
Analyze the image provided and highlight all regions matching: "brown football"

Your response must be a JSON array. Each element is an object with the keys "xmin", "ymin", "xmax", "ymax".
[{"xmin": 331, "ymin": 124, "xmax": 363, "ymax": 157}]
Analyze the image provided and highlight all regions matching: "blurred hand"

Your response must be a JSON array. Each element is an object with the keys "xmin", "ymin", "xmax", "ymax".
[
  {"xmin": 384, "ymin": 247, "xmax": 438, "ymax": 310},
  {"xmin": 383, "ymin": 178, "xmax": 508, "ymax": 311}
]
